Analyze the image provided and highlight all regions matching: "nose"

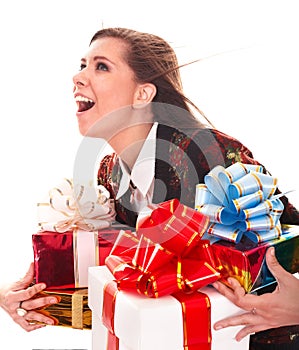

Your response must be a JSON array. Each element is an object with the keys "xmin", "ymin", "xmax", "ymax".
[{"xmin": 73, "ymin": 70, "xmax": 87, "ymax": 89}]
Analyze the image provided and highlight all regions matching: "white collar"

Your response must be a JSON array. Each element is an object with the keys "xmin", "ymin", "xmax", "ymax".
[{"xmin": 116, "ymin": 122, "xmax": 158, "ymax": 200}]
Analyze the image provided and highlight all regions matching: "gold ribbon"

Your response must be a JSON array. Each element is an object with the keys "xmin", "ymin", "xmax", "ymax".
[{"xmin": 71, "ymin": 289, "xmax": 88, "ymax": 329}]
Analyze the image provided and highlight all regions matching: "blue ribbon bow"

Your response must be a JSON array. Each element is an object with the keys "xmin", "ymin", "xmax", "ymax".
[{"xmin": 195, "ymin": 162, "xmax": 284, "ymax": 243}]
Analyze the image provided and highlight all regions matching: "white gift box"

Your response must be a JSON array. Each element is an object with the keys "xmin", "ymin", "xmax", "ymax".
[{"xmin": 88, "ymin": 266, "xmax": 250, "ymax": 350}]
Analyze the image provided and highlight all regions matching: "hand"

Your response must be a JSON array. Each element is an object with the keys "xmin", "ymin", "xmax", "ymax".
[
  {"xmin": 212, "ymin": 246, "xmax": 299, "ymax": 341},
  {"xmin": 0, "ymin": 262, "xmax": 58, "ymax": 331}
]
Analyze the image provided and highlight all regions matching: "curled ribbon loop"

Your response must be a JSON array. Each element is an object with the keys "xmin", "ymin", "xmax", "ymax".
[
  {"xmin": 37, "ymin": 178, "xmax": 116, "ymax": 232},
  {"xmin": 105, "ymin": 199, "xmax": 219, "ymax": 298},
  {"xmin": 195, "ymin": 162, "xmax": 284, "ymax": 243}
]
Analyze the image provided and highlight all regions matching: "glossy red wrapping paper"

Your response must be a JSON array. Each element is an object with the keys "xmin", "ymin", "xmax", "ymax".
[
  {"xmin": 211, "ymin": 224, "xmax": 299, "ymax": 293},
  {"xmin": 32, "ymin": 229, "xmax": 123, "ymax": 289}
]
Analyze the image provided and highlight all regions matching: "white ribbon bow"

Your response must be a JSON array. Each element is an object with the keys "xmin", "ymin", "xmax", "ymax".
[{"xmin": 37, "ymin": 178, "xmax": 116, "ymax": 233}]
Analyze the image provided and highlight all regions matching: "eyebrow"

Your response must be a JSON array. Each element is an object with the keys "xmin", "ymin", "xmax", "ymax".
[{"xmin": 80, "ymin": 56, "xmax": 116, "ymax": 65}]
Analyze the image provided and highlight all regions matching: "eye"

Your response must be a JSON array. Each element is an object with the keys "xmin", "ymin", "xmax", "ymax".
[
  {"xmin": 96, "ymin": 62, "xmax": 109, "ymax": 71},
  {"xmin": 79, "ymin": 63, "xmax": 86, "ymax": 71}
]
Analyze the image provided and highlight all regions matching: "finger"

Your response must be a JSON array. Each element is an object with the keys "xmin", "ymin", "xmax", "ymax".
[
  {"xmin": 265, "ymin": 247, "xmax": 292, "ymax": 284},
  {"xmin": 226, "ymin": 278, "xmax": 247, "ymax": 298},
  {"xmin": 234, "ymin": 322, "xmax": 272, "ymax": 342},
  {"xmin": 213, "ymin": 279, "xmax": 246, "ymax": 306},
  {"xmin": 21, "ymin": 322, "xmax": 46, "ymax": 332},
  {"xmin": 212, "ymin": 281, "xmax": 235, "ymax": 300},
  {"xmin": 215, "ymin": 311, "xmax": 259, "ymax": 327},
  {"xmin": 214, "ymin": 312, "xmax": 270, "ymax": 341},
  {"xmin": 25, "ymin": 310, "xmax": 56, "ymax": 326},
  {"xmin": 21, "ymin": 296, "xmax": 58, "ymax": 311},
  {"xmin": 17, "ymin": 316, "xmax": 47, "ymax": 332},
  {"xmin": 13, "ymin": 282, "xmax": 47, "ymax": 302}
]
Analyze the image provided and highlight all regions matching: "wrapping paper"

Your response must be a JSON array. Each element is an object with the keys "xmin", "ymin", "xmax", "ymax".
[
  {"xmin": 38, "ymin": 288, "xmax": 91, "ymax": 329},
  {"xmin": 211, "ymin": 224, "xmax": 299, "ymax": 293},
  {"xmin": 33, "ymin": 228, "xmax": 124, "ymax": 289},
  {"xmin": 88, "ymin": 266, "xmax": 250, "ymax": 350},
  {"xmin": 195, "ymin": 162, "xmax": 284, "ymax": 243}
]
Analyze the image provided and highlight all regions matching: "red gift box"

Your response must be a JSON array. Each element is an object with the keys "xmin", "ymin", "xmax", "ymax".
[
  {"xmin": 211, "ymin": 224, "xmax": 299, "ymax": 293},
  {"xmin": 32, "ymin": 228, "xmax": 128, "ymax": 289}
]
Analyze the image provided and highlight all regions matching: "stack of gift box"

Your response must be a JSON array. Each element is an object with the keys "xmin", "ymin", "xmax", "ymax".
[
  {"xmin": 32, "ymin": 164, "xmax": 299, "ymax": 349},
  {"xmin": 87, "ymin": 205, "xmax": 299, "ymax": 349},
  {"xmin": 87, "ymin": 199, "xmax": 250, "ymax": 350},
  {"xmin": 32, "ymin": 227, "xmax": 126, "ymax": 329},
  {"xmin": 31, "ymin": 178, "xmax": 128, "ymax": 330},
  {"xmin": 87, "ymin": 163, "xmax": 299, "ymax": 350}
]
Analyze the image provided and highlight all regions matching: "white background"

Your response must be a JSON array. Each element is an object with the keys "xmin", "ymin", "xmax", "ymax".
[{"xmin": 0, "ymin": 0, "xmax": 298, "ymax": 349}]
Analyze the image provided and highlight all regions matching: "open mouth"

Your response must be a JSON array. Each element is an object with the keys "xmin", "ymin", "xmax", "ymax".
[{"xmin": 75, "ymin": 95, "xmax": 95, "ymax": 112}]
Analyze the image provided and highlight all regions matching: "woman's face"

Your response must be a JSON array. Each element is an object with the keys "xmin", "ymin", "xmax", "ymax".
[{"xmin": 73, "ymin": 37, "xmax": 140, "ymax": 136}]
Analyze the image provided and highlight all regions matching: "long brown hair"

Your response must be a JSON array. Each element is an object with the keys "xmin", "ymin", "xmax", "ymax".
[{"xmin": 90, "ymin": 27, "xmax": 213, "ymax": 129}]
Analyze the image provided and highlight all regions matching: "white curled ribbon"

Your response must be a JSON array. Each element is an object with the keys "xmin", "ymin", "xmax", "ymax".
[
  {"xmin": 37, "ymin": 178, "xmax": 116, "ymax": 233},
  {"xmin": 195, "ymin": 162, "xmax": 286, "ymax": 243}
]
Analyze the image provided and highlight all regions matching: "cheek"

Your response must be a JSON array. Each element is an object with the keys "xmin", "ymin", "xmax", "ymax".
[
  {"xmin": 102, "ymin": 93, "xmax": 133, "ymax": 114},
  {"xmin": 110, "ymin": 79, "xmax": 136, "ymax": 104},
  {"xmin": 93, "ymin": 78, "xmax": 137, "ymax": 115}
]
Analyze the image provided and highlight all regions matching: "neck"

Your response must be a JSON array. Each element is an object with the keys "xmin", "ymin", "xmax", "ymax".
[{"xmin": 109, "ymin": 122, "xmax": 153, "ymax": 170}]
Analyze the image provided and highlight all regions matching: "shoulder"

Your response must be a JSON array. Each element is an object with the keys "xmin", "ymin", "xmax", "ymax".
[
  {"xmin": 206, "ymin": 129, "xmax": 258, "ymax": 165},
  {"xmin": 157, "ymin": 124, "xmax": 259, "ymax": 167},
  {"xmin": 157, "ymin": 123, "xmax": 242, "ymax": 144},
  {"xmin": 157, "ymin": 123, "xmax": 246, "ymax": 149},
  {"xmin": 199, "ymin": 128, "xmax": 261, "ymax": 166}
]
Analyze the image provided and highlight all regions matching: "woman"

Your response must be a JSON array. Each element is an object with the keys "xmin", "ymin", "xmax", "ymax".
[
  {"xmin": 2, "ymin": 27, "xmax": 299, "ymax": 348},
  {"xmin": 77, "ymin": 27, "xmax": 299, "ymax": 349}
]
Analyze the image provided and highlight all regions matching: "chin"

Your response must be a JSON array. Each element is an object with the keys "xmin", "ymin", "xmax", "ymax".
[{"xmin": 77, "ymin": 122, "xmax": 90, "ymax": 137}]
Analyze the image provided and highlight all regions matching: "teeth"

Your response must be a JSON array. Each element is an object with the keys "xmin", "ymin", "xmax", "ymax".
[{"xmin": 75, "ymin": 95, "xmax": 94, "ymax": 103}]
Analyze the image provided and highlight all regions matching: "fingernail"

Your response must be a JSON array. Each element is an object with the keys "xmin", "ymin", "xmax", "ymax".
[
  {"xmin": 50, "ymin": 298, "xmax": 57, "ymax": 304},
  {"xmin": 269, "ymin": 247, "xmax": 275, "ymax": 256},
  {"xmin": 214, "ymin": 325, "xmax": 223, "ymax": 330},
  {"xmin": 46, "ymin": 320, "xmax": 54, "ymax": 325},
  {"xmin": 213, "ymin": 281, "xmax": 219, "ymax": 289}
]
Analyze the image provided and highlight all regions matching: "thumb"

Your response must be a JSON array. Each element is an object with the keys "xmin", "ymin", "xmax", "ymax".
[
  {"xmin": 14, "ymin": 262, "xmax": 35, "ymax": 290},
  {"xmin": 265, "ymin": 247, "xmax": 290, "ymax": 283}
]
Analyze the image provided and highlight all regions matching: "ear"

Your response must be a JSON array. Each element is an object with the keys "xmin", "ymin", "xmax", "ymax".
[{"xmin": 133, "ymin": 83, "xmax": 157, "ymax": 109}]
